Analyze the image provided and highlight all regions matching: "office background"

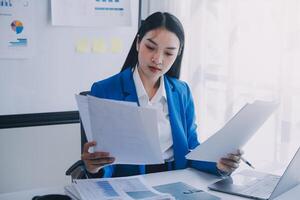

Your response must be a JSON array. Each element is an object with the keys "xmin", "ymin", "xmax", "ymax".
[
  {"xmin": 0, "ymin": 0, "xmax": 139, "ymax": 116},
  {"xmin": 1, "ymin": 0, "xmax": 300, "ymax": 194},
  {"xmin": 0, "ymin": 0, "xmax": 140, "ymax": 193}
]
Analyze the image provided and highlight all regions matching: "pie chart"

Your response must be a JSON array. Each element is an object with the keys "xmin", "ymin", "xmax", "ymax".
[{"xmin": 11, "ymin": 20, "xmax": 24, "ymax": 34}]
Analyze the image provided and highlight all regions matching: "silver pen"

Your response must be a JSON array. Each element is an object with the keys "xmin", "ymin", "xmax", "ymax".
[{"xmin": 241, "ymin": 157, "xmax": 255, "ymax": 169}]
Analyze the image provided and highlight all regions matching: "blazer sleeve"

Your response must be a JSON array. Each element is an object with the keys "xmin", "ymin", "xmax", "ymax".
[{"xmin": 184, "ymin": 83, "xmax": 220, "ymax": 176}]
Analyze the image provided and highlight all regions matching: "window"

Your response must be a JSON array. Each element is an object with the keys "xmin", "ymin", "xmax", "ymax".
[{"xmin": 147, "ymin": 0, "xmax": 300, "ymax": 174}]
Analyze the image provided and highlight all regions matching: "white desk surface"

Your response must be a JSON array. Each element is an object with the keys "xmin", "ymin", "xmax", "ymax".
[
  {"xmin": 0, "ymin": 168, "xmax": 297, "ymax": 200},
  {"xmin": 0, "ymin": 186, "xmax": 65, "ymax": 200}
]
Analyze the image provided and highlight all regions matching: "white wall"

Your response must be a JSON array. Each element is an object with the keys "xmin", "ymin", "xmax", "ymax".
[
  {"xmin": 0, "ymin": 0, "xmax": 144, "ymax": 194},
  {"xmin": 0, "ymin": 123, "xmax": 81, "ymax": 194},
  {"xmin": 0, "ymin": 0, "xmax": 139, "ymax": 116},
  {"xmin": 0, "ymin": 0, "xmax": 141, "ymax": 194}
]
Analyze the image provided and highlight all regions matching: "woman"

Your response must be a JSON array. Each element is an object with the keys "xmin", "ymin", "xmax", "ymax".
[{"xmin": 81, "ymin": 12, "xmax": 242, "ymax": 178}]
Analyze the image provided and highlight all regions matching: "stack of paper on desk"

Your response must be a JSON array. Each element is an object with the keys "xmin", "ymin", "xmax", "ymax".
[
  {"xmin": 65, "ymin": 176, "xmax": 175, "ymax": 200},
  {"xmin": 186, "ymin": 100, "xmax": 279, "ymax": 162},
  {"xmin": 75, "ymin": 95, "xmax": 164, "ymax": 165}
]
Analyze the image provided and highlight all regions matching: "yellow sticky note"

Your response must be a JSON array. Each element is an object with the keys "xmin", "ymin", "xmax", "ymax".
[
  {"xmin": 110, "ymin": 38, "xmax": 123, "ymax": 53},
  {"xmin": 75, "ymin": 39, "xmax": 89, "ymax": 53},
  {"xmin": 92, "ymin": 38, "xmax": 106, "ymax": 53}
]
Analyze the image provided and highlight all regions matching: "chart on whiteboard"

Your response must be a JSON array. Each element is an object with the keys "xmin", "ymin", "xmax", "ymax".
[
  {"xmin": 51, "ymin": 0, "xmax": 132, "ymax": 27},
  {"xmin": 0, "ymin": 0, "xmax": 35, "ymax": 59}
]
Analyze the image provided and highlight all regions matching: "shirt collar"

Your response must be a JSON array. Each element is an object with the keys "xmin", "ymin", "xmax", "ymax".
[{"xmin": 133, "ymin": 66, "xmax": 166, "ymax": 104}]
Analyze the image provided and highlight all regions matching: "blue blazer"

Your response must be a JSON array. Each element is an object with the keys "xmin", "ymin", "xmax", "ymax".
[{"xmin": 90, "ymin": 67, "xmax": 219, "ymax": 177}]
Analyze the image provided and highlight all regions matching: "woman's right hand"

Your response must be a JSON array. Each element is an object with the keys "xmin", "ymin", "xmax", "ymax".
[{"xmin": 81, "ymin": 141, "xmax": 115, "ymax": 174}]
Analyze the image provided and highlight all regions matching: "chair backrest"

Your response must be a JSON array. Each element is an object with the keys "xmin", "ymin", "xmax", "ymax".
[
  {"xmin": 65, "ymin": 91, "xmax": 91, "ymax": 180},
  {"xmin": 79, "ymin": 91, "xmax": 90, "ymax": 153}
]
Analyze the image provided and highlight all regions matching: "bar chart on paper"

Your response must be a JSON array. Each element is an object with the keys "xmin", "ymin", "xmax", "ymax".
[
  {"xmin": 94, "ymin": 0, "xmax": 129, "ymax": 18},
  {"xmin": 51, "ymin": 0, "xmax": 132, "ymax": 27}
]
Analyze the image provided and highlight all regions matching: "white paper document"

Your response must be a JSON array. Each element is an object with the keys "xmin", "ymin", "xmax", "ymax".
[
  {"xmin": 65, "ymin": 176, "xmax": 174, "ymax": 200},
  {"xmin": 75, "ymin": 95, "xmax": 164, "ymax": 165},
  {"xmin": 186, "ymin": 100, "xmax": 279, "ymax": 162},
  {"xmin": 51, "ymin": 0, "xmax": 131, "ymax": 27},
  {"xmin": 0, "ymin": 0, "xmax": 35, "ymax": 59}
]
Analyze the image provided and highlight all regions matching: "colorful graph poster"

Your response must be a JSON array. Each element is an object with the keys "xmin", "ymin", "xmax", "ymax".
[
  {"xmin": 0, "ymin": 0, "xmax": 34, "ymax": 59},
  {"xmin": 51, "ymin": 0, "xmax": 131, "ymax": 27}
]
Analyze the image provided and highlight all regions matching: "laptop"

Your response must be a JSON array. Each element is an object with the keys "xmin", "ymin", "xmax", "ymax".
[{"xmin": 208, "ymin": 147, "xmax": 300, "ymax": 200}]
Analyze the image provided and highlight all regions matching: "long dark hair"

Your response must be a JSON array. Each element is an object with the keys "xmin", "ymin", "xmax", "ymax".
[{"xmin": 121, "ymin": 12, "xmax": 185, "ymax": 79}]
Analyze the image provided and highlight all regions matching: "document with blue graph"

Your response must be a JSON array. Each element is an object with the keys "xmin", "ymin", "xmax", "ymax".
[
  {"xmin": 0, "ymin": 0, "xmax": 35, "ymax": 58},
  {"xmin": 51, "ymin": 0, "xmax": 131, "ymax": 27},
  {"xmin": 65, "ymin": 176, "xmax": 174, "ymax": 200}
]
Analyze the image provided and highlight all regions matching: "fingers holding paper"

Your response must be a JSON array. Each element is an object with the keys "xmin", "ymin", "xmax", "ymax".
[
  {"xmin": 217, "ymin": 149, "xmax": 243, "ymax": 174},
  {"xmin": 82, "ymin": 141, "xmax": 115, "ymax": 174}
]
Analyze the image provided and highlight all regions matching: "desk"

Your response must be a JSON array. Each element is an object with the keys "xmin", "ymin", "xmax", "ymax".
[
  {"xmin": 0, "ymin": 168, "xmax": 295, "ymax": 200},
  {"xmin": 0, "ymin": 187, "xmax": 65, "ymax": 200}
]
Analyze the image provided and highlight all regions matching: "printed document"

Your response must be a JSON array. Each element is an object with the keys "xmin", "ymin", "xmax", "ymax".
[
  {"xmin": 65, "ymin": 176, "xmax": 174, "ymax": 200},
  {"xmin": 186, "ymin": 100, "xmax": 279, "ymax": 162},
  {"xmin": 51, "ymin": 0, "xmax": 132, "ymax": 27},
  {"xmin": 75, "ymin": 95, "xmax": 164, "ymax": 165}
]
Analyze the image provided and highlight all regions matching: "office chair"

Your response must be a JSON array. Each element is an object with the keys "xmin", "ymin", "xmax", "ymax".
[{"xmin": 65, "ymin": 91, "xmax": 103, "ymax": 181}]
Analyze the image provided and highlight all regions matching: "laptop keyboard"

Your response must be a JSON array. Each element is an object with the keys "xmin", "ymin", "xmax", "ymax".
[{"xmin": 241, "ymin": 175, "xmax": 280, "ymax": 197}]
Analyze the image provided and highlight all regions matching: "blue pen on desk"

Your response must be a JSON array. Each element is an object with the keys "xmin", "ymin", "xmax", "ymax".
[{"xmin": 241, "ymin": 157, "xmax": 255, "ymax": 169}]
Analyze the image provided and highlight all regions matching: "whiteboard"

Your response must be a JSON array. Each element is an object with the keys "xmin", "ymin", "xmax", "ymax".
[{"xmin": 0, "ymin": 0, "xmax": 140, "ymax": 115}]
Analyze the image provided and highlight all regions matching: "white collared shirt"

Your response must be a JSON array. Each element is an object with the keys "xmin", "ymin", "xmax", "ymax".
[{"xmin": 133, "ymin": 67, "xmax": 174, "ymax": 161}]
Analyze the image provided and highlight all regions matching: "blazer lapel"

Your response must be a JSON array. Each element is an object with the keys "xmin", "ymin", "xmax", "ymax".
[
  {"xmin": 164, "ymin": 76, "xmax": 189, "ymax": 169},
  {"xmin": 120, "ymin": 68, "xmax": 139, "ymax": 103}
]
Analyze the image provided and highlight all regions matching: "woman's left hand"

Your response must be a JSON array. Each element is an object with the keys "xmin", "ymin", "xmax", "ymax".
[{"xmin": 217, "ymin": 149, "xmax": 244, "ymax": 175}]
